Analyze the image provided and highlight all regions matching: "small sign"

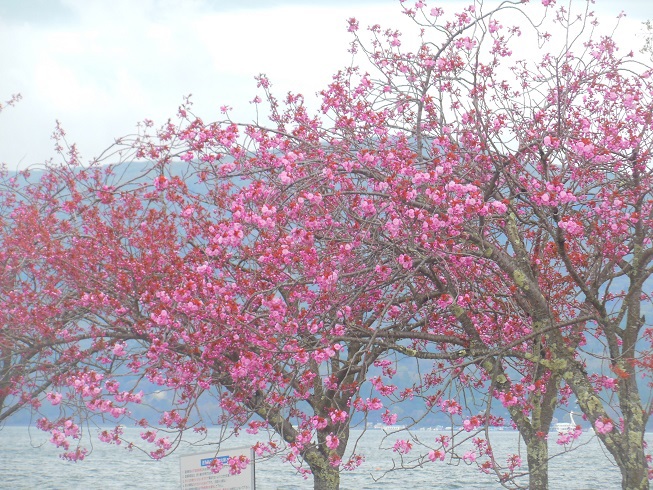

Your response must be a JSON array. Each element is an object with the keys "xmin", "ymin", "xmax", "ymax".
[{"xmin": 180, "ymin": 446, "xmax": 255, "ymax": 490}]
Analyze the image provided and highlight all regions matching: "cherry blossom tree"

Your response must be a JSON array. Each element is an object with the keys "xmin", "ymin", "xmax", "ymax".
[
  {"xmin": 0, "ymin": 95, "xmax": 91, "ymax": 426},
  {"xmin": 147, "ymin": 1, "xmax": 651, "ymax": 487},
  {"xmin": 312, "ymin": 1, "xmax": 653, "ymax": 488},
  {"xmin": 0, "ymin": 144, "xmax": 399, "ymax": 488},
  {"xmin": 0, "ymin": 172, "xmax": 79, "ymax": 425},
  {"xmin": 3, "ymin": 1, "xmax": 653, "ymax": 490}
]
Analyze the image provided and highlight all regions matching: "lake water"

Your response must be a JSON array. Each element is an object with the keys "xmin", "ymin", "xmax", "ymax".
[{"xmin": 0, "ymin": 426, "xmax": 628, "ymax": 489}]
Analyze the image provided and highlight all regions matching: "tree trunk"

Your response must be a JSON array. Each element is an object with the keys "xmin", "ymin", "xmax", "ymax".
[
  {"xmin": 620, "ymin": 449, "xmax": 649, "ymax": 490},
  {"xmin": 617, "ymin": 383, "xmax": 649, "ymax": 490},
  {"xmin": 312, "ymin": 463, "xmax": 340, "ymax": 490},
  {"xmin": 561, "ymin": 358, "xmax": 649, "ymax": 490},
  {"xmin": 616, "ymin": 386, "xmax": 649, "ymax": 490},
  {"xmin": 302, "ymin": 442, "xmax": 341, "ymax": 490},
  {"xmin": 526, "ymin": 436, "xmax": 549, "ymax": 490}
]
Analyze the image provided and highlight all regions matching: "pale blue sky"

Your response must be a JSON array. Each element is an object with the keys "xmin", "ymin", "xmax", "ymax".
[{"xmin": 0, "ymin": 0, "xmax": 650, "ymax": 169}]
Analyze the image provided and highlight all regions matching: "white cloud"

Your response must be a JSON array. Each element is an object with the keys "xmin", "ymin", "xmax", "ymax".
[{"xmin": 150, "ymin": 390, "xmax": 169, "ymax": 401}]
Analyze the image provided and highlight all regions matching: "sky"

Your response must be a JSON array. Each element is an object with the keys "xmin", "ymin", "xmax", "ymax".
[{"xmin": 0, "ymin": 0, "xmax": 651, "ymax": 170}]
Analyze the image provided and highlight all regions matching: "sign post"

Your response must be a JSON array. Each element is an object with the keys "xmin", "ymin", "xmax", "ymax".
[{"xmin": 180, "ymin": 446, "xmax": 255, "ymax": 490}]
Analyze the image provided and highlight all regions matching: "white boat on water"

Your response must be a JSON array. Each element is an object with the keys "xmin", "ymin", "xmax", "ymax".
[
  {"xmin": 553, "ymin": 412, "xmax": 578, "ymax": 433},
  {"xmin": 382, "ymin": 425, "xmax": 407, "ymax": 433}
]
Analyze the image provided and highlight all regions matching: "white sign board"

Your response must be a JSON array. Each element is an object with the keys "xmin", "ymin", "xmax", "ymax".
[{"xmin": 180, "ymin": 446, "xmax": 255, "ymax": 490}]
